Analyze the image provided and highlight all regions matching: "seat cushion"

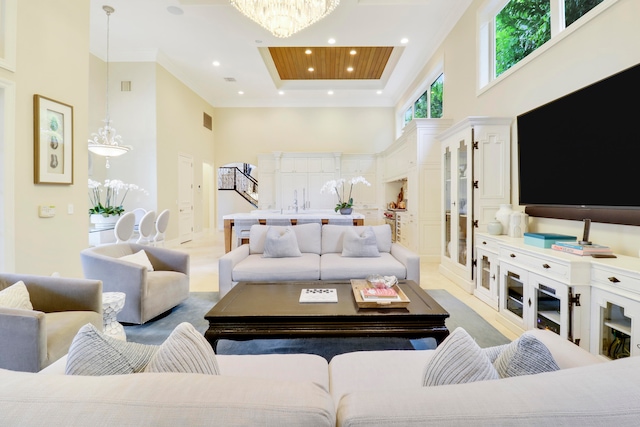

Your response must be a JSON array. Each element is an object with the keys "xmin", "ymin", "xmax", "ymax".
[
  {"xmin": 320, "ymin": 253, "xmax": 406, "ymax": 280},
  {"xmin": 233, "ymin": 253, "xmax": 320, "ymax": 282}
]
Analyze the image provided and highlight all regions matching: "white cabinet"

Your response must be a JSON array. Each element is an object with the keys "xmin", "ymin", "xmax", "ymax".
[
  {"xmin": 475, "ymin": 235, "xmax": 500, "ymax": 310},
  {"xmin": 589, "ymin": 257, "xmax": 640, "ymax": 359},
  {"xmin": 438, "ymin": 117, "xmax": 511, "ymax": 292},
  {"xmin": 382, "ymin": 119, "xmax": 452, "ymax": 259},
  {"xmin": 341, "ymin": 154, "xmax": 377, "ymax": 207}
]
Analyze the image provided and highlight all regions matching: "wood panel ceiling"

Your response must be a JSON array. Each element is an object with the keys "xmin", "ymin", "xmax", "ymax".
[{"xmin": 269, "ymin": 47, "xmax": 394, "ymax": 80}]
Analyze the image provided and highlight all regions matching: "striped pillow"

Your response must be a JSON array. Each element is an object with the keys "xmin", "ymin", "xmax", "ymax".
[
  {"xmin": 144, "ymin": 322, "xmax": 220, "ymax": 375},
  {"xmin": 0, "ymin": 281, "xmax": 33, "ymax": 310},
  {"xmin": 423, "ymin": 327, "xmax": 499, "ymax": 386},
  {"xmin": 493, "ymin": 332, "xmax": 560, "ymax": 378},
  {"xmin": 65, "ymin": 323, "xmax": 158, "ymax": 375}
]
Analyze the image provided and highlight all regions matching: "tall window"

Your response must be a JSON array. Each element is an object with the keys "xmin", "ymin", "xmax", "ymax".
[
  {"xmin": 402, "ymin": 72, "xmax": 444, "ymax": 127},
  {"xmin": 481, "ymin": 0, "xmax": 610, "ymax": 85}
]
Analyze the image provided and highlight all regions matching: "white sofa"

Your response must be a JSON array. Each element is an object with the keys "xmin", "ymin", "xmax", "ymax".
[
  {"xmin": 3, "ymin": 329, "xmax": 639, "ymax": 426},
  {"xmin": 218, "ymin": 223, "xmax": 420, "ymax": 298}
]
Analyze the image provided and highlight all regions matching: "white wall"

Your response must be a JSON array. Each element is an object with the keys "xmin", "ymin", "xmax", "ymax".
[{"xmin": 394, "ymin": 0, "xmax": 640, "ymax": 257}]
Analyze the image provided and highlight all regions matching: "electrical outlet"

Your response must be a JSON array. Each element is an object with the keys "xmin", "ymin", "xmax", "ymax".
[{"xmin": 38, "ymin": 205, "xmax": 56, "ymax": 218}]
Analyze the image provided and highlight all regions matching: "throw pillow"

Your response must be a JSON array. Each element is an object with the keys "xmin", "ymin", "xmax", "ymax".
[
  {"xmin": 119, "ymin": 249, "xmax": 154, "ymax": 271},
  {"xmin": 493, "ymin": 332, "xmax": 560, "ymax": 378},
  {"xmin": 144, "ymin": 322, "xmax": 220, "ymax": 375},
  {"xmin": 263, "ymin": 226, "xmax": 302, "ymax": 258},
  {"xmin": 65, "ymin": 323, "xmax": 158, "ymax": 376},
  {"xmin": 341, "ymin": 226, "xmax": 380, "ymax": 257},
  {"xmin": 0, "ymin": 281, "xmax": 33, "ymax": 310},
  {"xmin": 482, "ymin": 343, "xmax": 509, "ymax": 363},
  {"xmin": 422, "ymin": 327, "xmax": 499, "ymax": 386}
]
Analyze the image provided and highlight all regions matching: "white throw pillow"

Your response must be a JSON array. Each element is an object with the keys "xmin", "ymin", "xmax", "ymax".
[
  {"xmin": 0, "ymin": 281, "xmax": 33, "ymax": 310},
  {"xmin": 263, "ymin": 226, "xmax": 302, "ymax": 258},
  {"xmin": 65, "ymin": 323, "xmax": 158, "ymax": 376},
  {"xmin": 119, "ymin": 249, "xmax": 154, "ymax": 271},
  {"xmin": 144, "ymin": 322, "xmax": 220, "ymax": 375},
  {"xmin": 341, "ymin": 226, "xmax": 380, "ymax": 257},
  {"xmin": 493, "ymin": 332, "xmax": 560, "ymax": 378},
  {"xmin": 423, "ymin": 327, "xmax": 499, "ymax": 386}
]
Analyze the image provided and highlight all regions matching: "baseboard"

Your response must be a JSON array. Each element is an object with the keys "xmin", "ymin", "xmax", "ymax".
[
  {"xmin": 496, "ymin": 312, "xmax": 525, "ymax": 337},
  {"xmin": 438, "ymin": 263, "xmax": 474, "ymax": 293}
]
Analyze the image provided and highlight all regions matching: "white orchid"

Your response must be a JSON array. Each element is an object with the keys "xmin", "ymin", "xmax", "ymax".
[
  {"xmin": 321, "ymin": 176, "xmax": 371, "ymax": 212},
  {"xmin": 88, "ymin": 179, "xmax": 147, "ymax": 217}
]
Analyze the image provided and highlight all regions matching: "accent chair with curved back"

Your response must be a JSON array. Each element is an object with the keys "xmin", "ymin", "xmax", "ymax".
[
  {"xmin": 136, "ymin": 210, "xmax": 156, "ymax": 245},
  {"xmin": 153, "ymin": 209, "xmax": 170, "ymax": 247},
  {"xmin": 113, "ymin": 212, "xmax": 136, "ymax": 243},
  {"xmin": 131, "ymin": 207, "xmax": 147, "ymax": 240},
  {"xmin": 80, "ymin": 243, "xmax": 190, "ymax": 324}
]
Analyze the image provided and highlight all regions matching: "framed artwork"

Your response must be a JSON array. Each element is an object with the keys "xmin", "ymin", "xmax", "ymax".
[{"xmin": 33, "ymin": 95, "xmax": 74, "ymax": 184}]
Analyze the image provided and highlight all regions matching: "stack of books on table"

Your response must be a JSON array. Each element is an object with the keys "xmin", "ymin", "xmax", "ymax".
[{"xmin": 551, "ymin": 241, "xmax": 614, "ymax": 256}]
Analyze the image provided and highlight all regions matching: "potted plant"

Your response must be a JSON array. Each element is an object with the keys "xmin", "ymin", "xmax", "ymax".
[
  {"xmin": 88, "ymin": 179, "xmax": 146, "ymax": 228},
  {"xmin": 321, "ymin": 176, "xmax": 371, "ymax": 214}
]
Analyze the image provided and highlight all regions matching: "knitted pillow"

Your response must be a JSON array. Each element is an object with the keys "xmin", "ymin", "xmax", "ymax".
[
  {"xmin": 144, "ymin": 322, "xmax": 220, "ymax": 375},
  {"xmin": 65, "ymin": 323, "xmax": 158, "ymax": 376},
  {"xmin": 423, "ymin": 327, "xmax": 499, "ymax": 386},
  {"xmin": 493, "ymin": 332, "xmax": 560, "ymax": 378},
  {"xmin": 341, "ymin": 226, "xmax": 380, "ymax": 257},
  {"xmin": 263, "ymin": 226, "xmax": 302, "ymax": 258},
  {"xmin": 482, "ymin": 343, "xmax": 509, "ymax": 363},
  {"xmin": 0, "ymin": 281, "xmax": 33, "ymax": 310}
]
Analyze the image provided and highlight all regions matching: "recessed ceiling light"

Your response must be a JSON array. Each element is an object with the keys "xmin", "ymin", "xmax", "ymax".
[
  {"xmin": 376, "ymin": 90, "xmax": 382, "ymax": 95},
  {"xmin": 347, "ymin": 67, "xmax": 353, "ymax": 72},
  {"xmin": 401, "ymin": 38, "xmax": 409, "ymax": 44},
  {"xmin": 328, "ymin": 38, "xmax": 336, "ymax": 44},
  {"xmin": 308, "ymin": 67, "xmax": 314, "ymax": 72},
  {"xmin": 305, "ymin": 49, "xmax": 312, "ymax": 54},
  {"xmin": 167, "ymin": 6, "xmax": 184, "ymax": 15},
  {"xmin": 328, "ymin": 90, "xmax": 334, "ymax": 95},
  {"xmin": 238, "ymin": 91, "xmax": 244, "ymax": 95},
  {"xmin": 350, "ymin": 50, "xmax": 357, "ymax": 55},
  {"xmin": 278, "ymin": 91, "xmax": 284, "ymax": 95},
  {"xmin": 212, "ymin": 61, "xmax": 220, "ymax": 67}
]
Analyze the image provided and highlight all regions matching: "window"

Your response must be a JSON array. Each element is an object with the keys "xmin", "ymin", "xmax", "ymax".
[
  {"xmin": 480, "ymin": 0, "xmax": 611, "ymax": 86},
  {"xmin": 401, "ymin": 72, "xmax": 444, "ymax": 128}
]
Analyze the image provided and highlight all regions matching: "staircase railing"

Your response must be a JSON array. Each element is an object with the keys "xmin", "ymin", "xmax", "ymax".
[{"xmin": 218, "ymin": 166, "xmax": 259, "ymax": 208}]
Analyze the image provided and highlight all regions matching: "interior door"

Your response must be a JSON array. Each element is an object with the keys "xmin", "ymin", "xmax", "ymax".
[{"xmin": 178, "ymin": 154, "xmax": 194, "ymax": 243}]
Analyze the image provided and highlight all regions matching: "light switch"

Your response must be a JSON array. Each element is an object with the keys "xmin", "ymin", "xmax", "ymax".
[
  {"xmin": 67, "ymin": 204, "xmax": 74, "ymax": 214},
  {"xmin": 38, "ymin": 205, "xmax": 56, "ymax": 218}
]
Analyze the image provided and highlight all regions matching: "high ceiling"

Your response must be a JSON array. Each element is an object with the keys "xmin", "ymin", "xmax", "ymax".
[{"xmin": 89, "ymin": 0, "xmax": 472, "ymax": 108}]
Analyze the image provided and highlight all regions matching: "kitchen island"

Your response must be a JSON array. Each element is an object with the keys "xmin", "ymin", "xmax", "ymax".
[{"xmin": 223, "ymin": 209, "xmax": 365, "ymax": 253}]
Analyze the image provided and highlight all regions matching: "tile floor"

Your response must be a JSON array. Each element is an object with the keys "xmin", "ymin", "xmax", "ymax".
[{"xmin": 173, "ymin": 230, "xmax": 519, "ymax": 341}]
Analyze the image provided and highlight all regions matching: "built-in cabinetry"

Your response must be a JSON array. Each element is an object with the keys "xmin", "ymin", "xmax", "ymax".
[
  {"xmin": 341, "ymin": 154, "xmax": 377, "ymax": 208},
  {"xmin": 475, "ymin": 236, "xmax": 500, "ymax": 310},
  {"xmin": 438, "ymin": 117, "xmax": 512, "ymax": 292},
  {"xmin": 382, "ymin": 119, "xmax": 452, "ymax": 260},
  {"xmin": 589, "ymin": 258, "xmax": 640, "ymax": 359}
]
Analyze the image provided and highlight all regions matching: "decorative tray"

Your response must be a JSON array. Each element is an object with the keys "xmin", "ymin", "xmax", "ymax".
[{"xmin": 350, "ymin": 279, "xmax": 410, "ymax": 308}]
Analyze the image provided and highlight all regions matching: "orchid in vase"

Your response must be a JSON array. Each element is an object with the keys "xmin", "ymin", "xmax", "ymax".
[
  {"xmin": 320, "ymin": 176, "xmax": 371, "ymax": 212},
  {"xmin": 88, "ymin": 179, "xmax": 147, "ymax": 217}
]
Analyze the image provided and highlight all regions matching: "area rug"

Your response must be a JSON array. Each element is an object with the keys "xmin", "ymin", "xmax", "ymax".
[{"xmin": 124, "ymin": 289, "xmax": 510, "ymax": 360}]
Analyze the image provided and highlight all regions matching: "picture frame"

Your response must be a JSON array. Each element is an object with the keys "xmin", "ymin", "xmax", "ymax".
[{"xmin": 33, "ymin": 94, "xmax": 74, "ymax": 184}]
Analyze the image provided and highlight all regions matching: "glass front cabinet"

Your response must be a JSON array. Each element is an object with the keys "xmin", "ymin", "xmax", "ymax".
[
  {"xmin": 590, "ymin": 288, "xmax": 640, "ymax": 359},
  {"xmin": 474, "ymin": 239, "xmax": 500, "ymax": 310},
  {"xmin": 499, "ymin": 262, "xmax": 576, "ymax": 340}
]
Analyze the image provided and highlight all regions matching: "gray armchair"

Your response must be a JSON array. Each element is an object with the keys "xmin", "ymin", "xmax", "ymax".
[
  {"xmin": 80, "ymin": 243, "xmax": 190, "ymax": 324},
  {"xmin": 0, "ymin": 273, "xmax": 103, "ymax": 373}
]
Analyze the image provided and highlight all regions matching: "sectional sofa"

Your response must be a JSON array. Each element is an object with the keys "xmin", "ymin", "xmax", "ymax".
[
  {"xmin": 218, "ymin": 223, "xmax": 420, "ymax": 297},
  {"xmin": 2, "ymin": 328, "xmax": 639, "ymax": 426}
]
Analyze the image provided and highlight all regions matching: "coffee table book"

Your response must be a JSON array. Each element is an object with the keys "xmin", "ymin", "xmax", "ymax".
[
  {"xmin": 523, "ymin": 232, "xmax": 577, "ymax": 248},
  {"xmin": 351, "ymin": 279, "xmax": 410, "ymax": 308}
]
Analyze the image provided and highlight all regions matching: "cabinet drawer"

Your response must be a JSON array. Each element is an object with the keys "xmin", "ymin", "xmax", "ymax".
[
  {"xmin": 476, "ymin": 237, "xmax": 499, "ymax": 253},
  {"xmin": 591, "ymin": 266, "xmax": 640, "ymax": 296},
  {"xmin": 499, "ymin": 247, "xmax": 569, "ymax": 280}
]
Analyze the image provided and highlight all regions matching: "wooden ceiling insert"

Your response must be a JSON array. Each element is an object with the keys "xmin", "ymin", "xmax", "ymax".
[{"xmin": 269, "ymin": 46, "xmax": 394, "ymax": 80}]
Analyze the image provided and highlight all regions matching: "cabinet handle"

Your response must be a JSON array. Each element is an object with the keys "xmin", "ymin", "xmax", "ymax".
[
  {"xmin": 528, "ymin": 298, "xmax": 532, "ymax": 307},
  {"xmin": 491, "ymin": 274, "xmax": 496, "ymax": 280},
  {"xmin": 608, "ymin": 277, "xmax": 620, "ymax": 283},
  {"xmin": 542, "ymin": 263, "xmax": 550, "ymax": 269},
  {"xmin": 482, "ymin": 241, "xmax": 487, "ymax": 245},
  {"xmin": 510, "ymin": 253, "xmax": 516, "ymax": 258}
]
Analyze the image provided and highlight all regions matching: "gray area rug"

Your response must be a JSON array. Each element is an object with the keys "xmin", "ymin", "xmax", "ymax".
[{"xmin": 124, "ymin": 289, "xmax": 509, "ymax": 360}]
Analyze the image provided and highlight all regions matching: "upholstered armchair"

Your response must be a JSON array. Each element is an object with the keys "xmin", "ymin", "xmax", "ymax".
[
  {"xmin": 0, "ymin": 273, "xmax": 103, "ymax": 373},
  {"xmin": 80, "ymin": 243, "xmax": 190, "ymax": 324}
]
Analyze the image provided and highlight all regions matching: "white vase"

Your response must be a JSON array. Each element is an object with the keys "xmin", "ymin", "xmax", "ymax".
[
  {"xmin": 90, "ymin": 214, "xmax": 119, "ymax": 229},
  {"xmin": 495, "ymin": 204, "xmax": 513, "ymax": 235},
  {"xmin": 487, "ymin": 219, "xmax": 503, "ymax": 235},
  {"xmin": 509, "ymin": 212, "xmax": 529, "ymax": 238}
]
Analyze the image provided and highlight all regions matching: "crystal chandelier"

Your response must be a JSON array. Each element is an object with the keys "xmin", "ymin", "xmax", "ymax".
[
  {"xmin": 229, "ymin": 0, "xmax": 340, "ymax": 38},
  {"xmin": 88, "ymin": 5, "xmax": 131, "ymax": 169}
]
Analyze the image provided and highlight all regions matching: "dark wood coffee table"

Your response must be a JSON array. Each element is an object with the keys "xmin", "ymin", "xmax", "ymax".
[{"xmin": 204, "ymin": 280, "xmax": 449, "ymax": 351}]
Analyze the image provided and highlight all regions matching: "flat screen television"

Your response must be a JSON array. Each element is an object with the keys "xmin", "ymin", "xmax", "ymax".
[{"xmin": 517, "ymin": 62, "xmax": 640, "ymax": 225}]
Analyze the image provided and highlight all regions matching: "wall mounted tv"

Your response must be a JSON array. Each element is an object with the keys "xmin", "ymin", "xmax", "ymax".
[{"xmin": 517, "ymin": 62, "xmax": 640, "ymax": 226}]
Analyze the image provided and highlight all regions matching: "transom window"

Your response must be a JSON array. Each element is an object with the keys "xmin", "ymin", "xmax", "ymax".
[{"xmin": 403, "ymin": 73, "xmax": 444, "ymax": 127}]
